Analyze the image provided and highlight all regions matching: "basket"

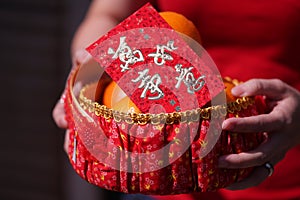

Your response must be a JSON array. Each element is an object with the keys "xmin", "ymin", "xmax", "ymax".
[{"xmin": 64, "ymin": 61, "xmax": 266, "ymax": 195}]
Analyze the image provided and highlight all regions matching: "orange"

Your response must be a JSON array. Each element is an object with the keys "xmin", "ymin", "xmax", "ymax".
[
  {"xmin": 112, "ymin": 96, "xmax": 141, "ymax": 113},
  {"xmin": 210, "ymin": 80, "xmax": 237, "ymax": 105},
  {"xmin": 102, "ymin": 81, "xmax": 126, "ymax": 109},
  {"xmin": 103, "ymin": 81, "xmax": 140, "ymax": 113},
  {"xmin": 224, "ymin": 80, "xmax": 237, "ymax": 102},
  {"xmin": 159, "ymin": 11, "xmax": 201, "ymax": 44},
  {"xmin": 103, "ymin": 12, "xmax": 202, "ymax": 113}
]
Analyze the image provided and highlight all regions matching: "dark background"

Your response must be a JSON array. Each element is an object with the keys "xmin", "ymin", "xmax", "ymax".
[{"xmin": 0, "ymin": 0, "xmax": 110, "ymax": 199}]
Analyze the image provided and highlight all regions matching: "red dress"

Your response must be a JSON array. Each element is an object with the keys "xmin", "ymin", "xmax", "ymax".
[{"xmin": 152, "ymin": 0, "xmax": 300, "ymax": 199}]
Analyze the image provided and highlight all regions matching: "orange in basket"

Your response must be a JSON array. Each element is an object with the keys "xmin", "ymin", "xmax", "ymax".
[
  {"xmin": 223, "ymin": 79, "xmax": 237, "ymax": 102},
  {"xmin": 159, "ymin": 11, "xmax": 201, "ymax": 44}
]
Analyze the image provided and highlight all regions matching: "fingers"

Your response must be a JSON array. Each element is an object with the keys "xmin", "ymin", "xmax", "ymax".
[
  {"xmin": 220, "ymin": 79, "xmax": 299, "ymax": 189},
  {"xmin": 218, "ymin": 133, "xmax": 285, "ymax": 169},
  {"xmin": 218, "ymin": 151, "xmax": 266, "ymax": 169},
  {"xmin": 226, "ymin": 166, "xmax": 269, "ymax": 190},
  {"xmin": 52, "ymin": 100, "xmax": 68, "ymax": 129},
  {"xmin": 64, "ymin": 130, "xmax": 70, "ymax": 153},
  {"xmin": 222, "ymin": 79, "xmax": 292, "ymax": 133},
  {"xmin": 222, "ymin": 109, "xmax": 285, "ymax": 133},
  {"xmin": 53, "ymin": 50, "xmax": 90, "ymax": 130},
  {"xmin": 231, "ymin": 79, "xmax": 288, "ymax": 100},
  {"xmin": 72, "ymin": 49, "xmax": 92, "ymax": 66}
]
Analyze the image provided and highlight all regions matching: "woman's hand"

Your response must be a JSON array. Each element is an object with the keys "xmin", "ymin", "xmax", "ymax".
[
  {"xmin": 52, "ymin": 50, "xmax": 91, "ymax": 152},
  {"xmin": 219, "ymin": 78, "xmax": 300, "ymax": 190},
  {"xmin": 52, "ymin": 50, "xmax": 91, "ymax": 129}
]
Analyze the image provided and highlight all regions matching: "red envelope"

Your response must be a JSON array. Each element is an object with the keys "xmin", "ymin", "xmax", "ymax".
[{"xmin": 86, "ymin": 3, "xmax": 223, "ymax": 113}]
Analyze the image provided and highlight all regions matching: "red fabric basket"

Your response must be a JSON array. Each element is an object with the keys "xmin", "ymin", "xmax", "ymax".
[{"xmin": 64, "ymin": 65, "xmax": 266, "ymax": 195}]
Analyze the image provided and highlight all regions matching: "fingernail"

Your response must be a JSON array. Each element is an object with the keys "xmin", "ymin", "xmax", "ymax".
[
  {"xmin": 74, "ymin": 50, "xmax": 90, "ymax": 65},
  {"xmin": 231, "ymin": 85, "xmax": 245, "ymax": 97},
  {"xmin": 222, "ymin": 120, "xmax": 234, "ymax": 130}
]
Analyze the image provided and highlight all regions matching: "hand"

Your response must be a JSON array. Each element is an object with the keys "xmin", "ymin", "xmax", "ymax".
[
  {"xmin": 218, "ymin": 78, "xmax": 300, "ymax": 190},
  {"xmin": 52, "ymin": 50, "xmax": 91, "ymax": 152}
]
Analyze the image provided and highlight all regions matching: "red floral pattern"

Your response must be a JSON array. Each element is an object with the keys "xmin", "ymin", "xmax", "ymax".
[{"xmin": 64, "ymin": 69, "xmax": 266, "ymax": 195}]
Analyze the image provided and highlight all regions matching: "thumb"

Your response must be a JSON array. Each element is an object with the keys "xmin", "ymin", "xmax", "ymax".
[
  {"xmin": 72, "ymin": 49, "xmax": 92, "ymax": 66},
  {"xmin": 231, "ymin": 79, "xmax": 287, "ymax": 100}
]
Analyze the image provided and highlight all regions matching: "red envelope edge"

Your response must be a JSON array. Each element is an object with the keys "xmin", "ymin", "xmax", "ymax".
[{"xmin": 86, "ymin": 3, "xmax": 224, "ymax": 113}]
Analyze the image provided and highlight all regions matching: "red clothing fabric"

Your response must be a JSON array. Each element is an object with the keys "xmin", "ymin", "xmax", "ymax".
[{"xmin": 152, "ymin": 0, "xmax": 300, "ymax": 199}]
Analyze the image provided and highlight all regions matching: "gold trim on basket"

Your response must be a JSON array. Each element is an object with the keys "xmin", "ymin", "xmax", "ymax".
[{"xmin": 77, "ymin": 81, "xmax": 255, "ymax": 125}]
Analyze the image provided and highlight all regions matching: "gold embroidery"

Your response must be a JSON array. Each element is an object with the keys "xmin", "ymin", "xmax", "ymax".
[
  {"xmin": 77, "ymin": 79, "xmax": 255, "ymax": 125},
  {"xmin": 145, "ymin": 184, "xmax": 151, "ymax": 190},
  {"xmin": 199, "ymin": 140, "xmax": 208, "ymax": 148}
]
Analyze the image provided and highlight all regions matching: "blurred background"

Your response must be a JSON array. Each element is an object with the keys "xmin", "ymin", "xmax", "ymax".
[{"xmin": 0, "ymin": 0, "xmax": 113, "ymax": 199}]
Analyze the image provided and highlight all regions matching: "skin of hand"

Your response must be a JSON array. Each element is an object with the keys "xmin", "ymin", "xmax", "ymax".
[
  {"xmin": 52, "ymin": 50, "xmax": 89, "ymax": 152},
  {"xmin": 219, "ymin": 78, "xmax": 300, "ymax": 190}
]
